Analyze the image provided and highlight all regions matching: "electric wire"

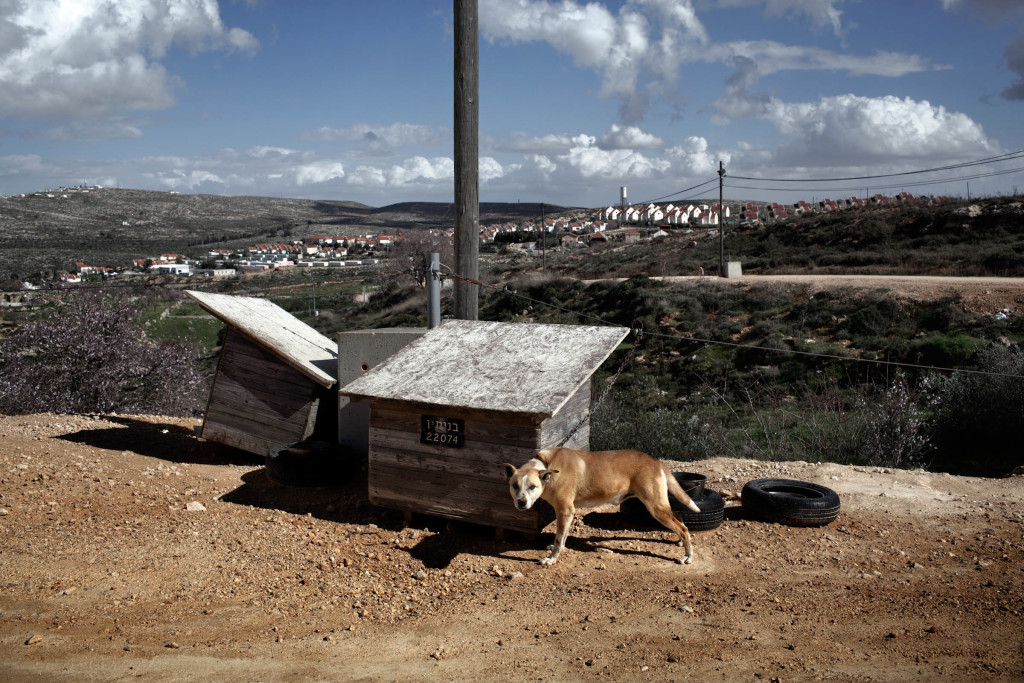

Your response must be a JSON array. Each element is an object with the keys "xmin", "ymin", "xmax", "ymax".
[
  {"xmin": 438, "ymin": 264, "xmax": 1024, "ymax": 381},
  {"xmin": 725, "ymin": 166, "xmax": 1024, "ymax": 196},
  {"xmin": 474, "ymin": 177, "xmax": 718, "ymax": 239},
  {"xmin": 728, "ymin": 148, "xmax": 1024, "ymax": 183},
  {"xmin": 628, "ymin": 177, "xmax": 720, "ymax": 207},
  {"xmin": 14, "ymin": 260, "xmax": 1024, "ymax": 381}
]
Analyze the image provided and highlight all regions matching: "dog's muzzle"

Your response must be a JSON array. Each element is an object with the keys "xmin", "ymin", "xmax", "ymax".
[{"xmin": 515, "ymin": 498, "xmax": 530, "ymax": 510}]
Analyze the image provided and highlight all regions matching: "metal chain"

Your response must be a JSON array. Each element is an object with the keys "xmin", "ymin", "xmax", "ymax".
[
  {"xmin": 556, "ymin": 320, "xmax": 643, "ymax": 448},
  {"xmin": 435, "ymin": 264, "xmax": 644, "ymax": 448}
]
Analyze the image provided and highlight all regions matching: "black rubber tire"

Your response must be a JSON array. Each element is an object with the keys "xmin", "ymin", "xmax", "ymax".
[
  {"xmin": 741, "ymin": 478, "xmax": 841, "ymax": 527},
  {"xmin": 621, "ymin": 489, "xmax": 725, "ymax": 532},
  {"xmin": 265, "ymin": 440, "xmax": 355, "ymax": 487},
  {"xmin": 675, "ymin": 490, "xmax": 725, "ymax": 531}
]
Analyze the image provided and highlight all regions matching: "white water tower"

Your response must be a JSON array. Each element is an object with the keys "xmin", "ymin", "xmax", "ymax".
[{"xmin": 620, "ymin": 186, "xmax": 627, "ymax": 210}]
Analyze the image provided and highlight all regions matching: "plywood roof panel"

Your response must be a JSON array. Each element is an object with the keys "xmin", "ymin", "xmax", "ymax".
[
  {"xmin": 186, "ymin": 290, "xmax": 337, "ymax": 387},
  {"xmin": 340, "ymin": 320, "xmax": 628, "ymax": 418}
]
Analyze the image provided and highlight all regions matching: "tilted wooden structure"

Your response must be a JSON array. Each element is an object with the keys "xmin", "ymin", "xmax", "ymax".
[
  {"xmin": 340, "ymin": 319, "xmax": 628, "ymax": 532},
  {"xmin": 186, "ymin": 290, "xmax": 338, "ymax": 457}
]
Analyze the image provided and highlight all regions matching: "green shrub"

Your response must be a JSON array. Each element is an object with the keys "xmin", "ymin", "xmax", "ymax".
[
  {"xmin": 850, "ymin": 373, "xmax": 933, "ymax": 469},
  {"xmin": 910, "ymin": 334, "xmax": 985, "ymax": 366},
  {"xmin": 590, "ymin": 376, "xmax": 716, "ymax": 461},
  {"xmin": 916, "ymin": 298, "xmax": 964, "ymax": 332},
  {"xmin": 930, "ymin": 344, "xmax": 1024, "ymax": 476},
  {"xmin": 841, "ymin": 295, "xmax": 899, "ymax": 337}
]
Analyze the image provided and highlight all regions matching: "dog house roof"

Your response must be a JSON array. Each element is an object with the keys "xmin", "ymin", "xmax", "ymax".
[
  {"xmin": 185, "ymin": 290, "xmax": 338, "ymax": 387},
  {"xmin": 340, "ymin": 319, "xmax": 628, "ymax": 418}
]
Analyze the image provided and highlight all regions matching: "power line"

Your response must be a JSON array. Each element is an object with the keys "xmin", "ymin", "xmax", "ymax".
[
  {"xmin": 729, "ymin": 149, "xmax": 1024, "ymax": 184},
  {"xmin": 725, "ymin": 165, "xmax": 1024, "ymax": 195},
  {"xmin": 641, "ymin": 327, "xmax": 1023, "ymax": 380},
  {"xmin": 439, "ymin": 263, "xmax": 617, "ymax": 328},
  {"xmin": 470, "ymin": 180, "xmax": 720, "ymax": 233},
  {"xmin": 629, "ymin": 177, "xmax": 720, "ymax": 207},
  {"xmin": 439, "ymin": 265, "xmax": 1024, "ymax": 381}
]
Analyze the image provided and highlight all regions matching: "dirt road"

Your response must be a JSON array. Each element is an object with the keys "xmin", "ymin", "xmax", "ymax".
[
  {"xmin": 644, "ymin": 274, "xmax": 1024, "ymax": 316},
  {"xmin": 1, "ymin": 413, "xmax": 1022, "ymax": 681}
]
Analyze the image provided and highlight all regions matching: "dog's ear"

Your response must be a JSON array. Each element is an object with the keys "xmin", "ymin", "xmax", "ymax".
[
  {"xmin": 500, "ymin": 463, "xmax": 517, "ymax": 481},
  {"xmin": 540, "ymin": 469, "xmax": 559, "ymax": 483}
]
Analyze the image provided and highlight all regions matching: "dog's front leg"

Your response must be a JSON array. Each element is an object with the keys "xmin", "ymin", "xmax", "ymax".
[{"xmin": 541, "ymin": 506, "xmax": 574, "ymax": 566}]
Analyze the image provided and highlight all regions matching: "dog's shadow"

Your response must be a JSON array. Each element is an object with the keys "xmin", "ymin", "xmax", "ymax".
[
  {"xmin": 476, "ymin": 509, "xmax": 694, "ymax": 565},
  {"xmin": 514, "ymin": 508, "xmax": 741, "ymax": 563}
]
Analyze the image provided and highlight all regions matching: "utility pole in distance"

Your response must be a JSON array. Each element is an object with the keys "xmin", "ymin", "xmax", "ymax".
[
  {"xmin": 718, "ymin": 160, "xmax": 726, "ymax": 277},
  {"xmin": 540, "ymin": 202, "xmax": 546, "ymax": 271},
  {"xmin": 453, "ymin": 0, "xmax": 479, "ymax": 320}
]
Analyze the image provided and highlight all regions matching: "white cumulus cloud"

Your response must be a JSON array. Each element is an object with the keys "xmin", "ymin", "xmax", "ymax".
[
  {"xmin": 386, "ymin": 156, "xmax": 454, "ymax": 186},
  {"xmin": 479, "ymin": 156, "xmax": 507, "ymax": 183},
  {"xmin": 766, "ymin": 94, "xmax": 1000, "ymax": 166},
  {"xmin": 481, "ymin": 0, "xmax": 931, "ymax": 125},
  {"xmin": 563, "ymin": 136, "xmax": 670, "ymax": 179},
  {"xmin": 666, "ymin": 136, "xmax": 723, "ymax": 174},
  {"xmin": 598, "ymin": 124, "xmax": 664, "ymax": 150},
  {"xmin": 0, "ymin": 0, "xmax": 258, "ymax": 123},
  {"xmin": 480, "ymin": 0, "xmax": 708, "ymax": 122},
  {"xmin": 529, "ymin": 154, "xmax": 557, "ymax": 176},
  {"xmin": 294, "ymin": 161, "xmax": 346, "ymax": 186}
]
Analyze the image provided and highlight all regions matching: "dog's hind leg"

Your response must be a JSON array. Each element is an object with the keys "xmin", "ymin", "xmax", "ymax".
[
  {"xmin": 541, "ymin": 506, "xmax": 574, "ymax": 566},
  {"xmin": 645, "ymin": 502, "xmax": 695, "ymax": 565}
]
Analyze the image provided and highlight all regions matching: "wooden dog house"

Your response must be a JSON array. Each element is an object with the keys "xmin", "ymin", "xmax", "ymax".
[
  {"xmin": 339, "ymin": 320, "xmax": 628, "ymax": 533},
  {"xmin": 186, "ymin": 290, "xmax": 338, "ymax": 457}
]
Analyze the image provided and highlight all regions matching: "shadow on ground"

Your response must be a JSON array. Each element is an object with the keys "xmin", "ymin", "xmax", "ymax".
[
  {"xmin": 218, "ymin": 467, "xmax": 539, "ymax": 569},
  {"xmin": 56, "ymin": 416, "xmax": 261, "ymax": 466}
]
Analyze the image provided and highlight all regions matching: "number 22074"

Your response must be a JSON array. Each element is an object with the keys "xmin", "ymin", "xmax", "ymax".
[{"xmin": 420, "ymin": 415, "xmax": 465, "ymax": 448}]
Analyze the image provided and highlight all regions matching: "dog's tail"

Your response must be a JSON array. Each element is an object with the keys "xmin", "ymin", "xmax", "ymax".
[{"xmin": 665, "ymin": 468, "xmax": 701, "ymax": 513}]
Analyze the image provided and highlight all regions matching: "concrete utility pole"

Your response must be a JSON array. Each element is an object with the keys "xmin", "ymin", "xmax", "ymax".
[
  {"xmin": 426, "ymin": 252, "xmax": 441, "ymax": 329},
  {"xmin": 310, "ymin": 270, "xmax": 318, "ymax": 317},
  {"xmin": 540, "ymin": 202, "xmax": 546, "ymax": 271},
  {"xmin": 453, "ymin": 0, "xmax": 479, "ymax": 320}
]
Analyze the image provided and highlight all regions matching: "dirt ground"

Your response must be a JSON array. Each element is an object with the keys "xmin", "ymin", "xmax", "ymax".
[
  {"xmin": 1, "ymin": 412, "xmax": 1022, "ymax": 682},
  {"xmin": 2, "ymin": 274, "xmax": 1023, "ymax": 681}
]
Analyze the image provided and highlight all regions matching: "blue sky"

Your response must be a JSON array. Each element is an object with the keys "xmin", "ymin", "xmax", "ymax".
[{"xmin": 2, "ymin": 0, "xmax": 1023, "ymax": 208}]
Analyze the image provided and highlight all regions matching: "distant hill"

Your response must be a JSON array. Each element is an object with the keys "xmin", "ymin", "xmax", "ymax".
[
  {"xmin": 5, "ymin": 186, "xmax": 1022, "ymax": 286},
  {"xmin": 0, "ymin": 189, "xmax": 571, "ymax": 281},
  {"xmin": 374, "ymin": 201, "xmax": 574, "ymax": 219}
]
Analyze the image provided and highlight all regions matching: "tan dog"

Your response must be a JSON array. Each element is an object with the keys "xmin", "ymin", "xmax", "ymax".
[{"xmin": 501, "ymin": 447, "xmax": 701, "ymax": 566}]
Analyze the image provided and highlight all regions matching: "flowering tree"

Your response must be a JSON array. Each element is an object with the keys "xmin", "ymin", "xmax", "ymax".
[{"xmin": 0, "ymin": 290, "xmax": 203, "ymax": 416}]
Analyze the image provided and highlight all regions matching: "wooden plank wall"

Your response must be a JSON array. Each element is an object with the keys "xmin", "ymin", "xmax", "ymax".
[
  {"xmin": 367, "ymin": 389, "xmax": 590, "ymax": 532},
  {"xmin": 201, "ymin": 329, "xmax": 320, "ymax": 457},
  {"xmin": 541, "ymin": 382, "xmax": 591, "ymax": 450}
]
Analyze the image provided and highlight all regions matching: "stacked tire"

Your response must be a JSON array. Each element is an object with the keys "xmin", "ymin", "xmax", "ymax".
[
  {"xmin": 620, "ymin": 471, "xmax": 725, "ymax": 532},
  {"xmin": 741, "ymin": 478, "xmax": 840, "ymax": 527}
]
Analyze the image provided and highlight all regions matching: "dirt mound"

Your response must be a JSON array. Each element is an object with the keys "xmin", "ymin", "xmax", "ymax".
[{"xmin": 1, "ymin": 413, "xmax": 1022, "ymax": 681}]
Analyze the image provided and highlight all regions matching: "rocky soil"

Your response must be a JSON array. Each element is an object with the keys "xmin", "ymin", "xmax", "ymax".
[{"xmin": 1, "ymin": 412, "xmax": 1022, "ymax": 681}]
